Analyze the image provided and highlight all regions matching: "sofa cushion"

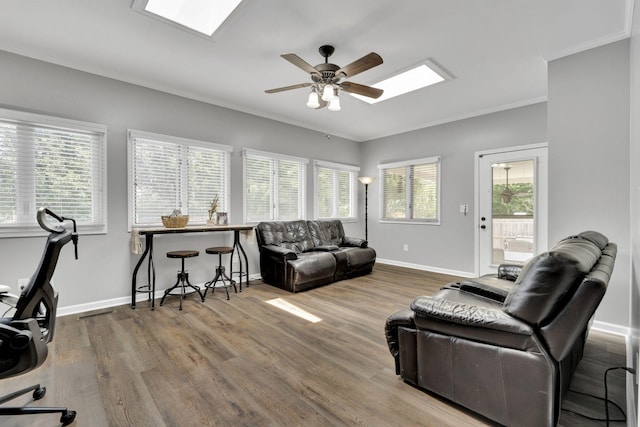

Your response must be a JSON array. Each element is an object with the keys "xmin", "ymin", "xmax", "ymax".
[
  {"xmin": 504, "ymin": 252, "xmax": 582, "ymax": 326},
  {"xmin": 307, "ymin": 220, "xmax": 345, "ymax": 246},
  {"xmin": 256, "ymin": 221, "xmax": 315, "ymax": 253}
]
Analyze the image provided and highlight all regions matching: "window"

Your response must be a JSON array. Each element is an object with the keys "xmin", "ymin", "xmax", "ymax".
[
  {"xmin": 0, "ymin": 108, "xmax": 107, "ymax": 236},
  {"xmin": 314, "ymin": 160, "xmax": 359, "ymax": 220},
  {"xmin": 379, "ymin": 156, "xmax": 440, "ymax": 224},
  {"xmin": 243, "ymin": 149, "xmax": 307, "ymax": 222},
  {"xmin": 128, "ymin": 130, "xmax": 231, "ymax": 228}
]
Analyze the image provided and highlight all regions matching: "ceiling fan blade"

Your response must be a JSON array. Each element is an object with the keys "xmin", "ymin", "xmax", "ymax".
[
  {"xmin": 340, "ymin": 81, "xmax": 384, "ymax": 99},
  {"xmin": 335, "ymin": 52, "xmax": 383, "ymax": 78},
  {"xmin": 281, "ymin": 53, "xmax": 321, "ymax": 76},
  {"xmin": 265, "ymin": 82, "xmax": 312, "ymax": 94}
]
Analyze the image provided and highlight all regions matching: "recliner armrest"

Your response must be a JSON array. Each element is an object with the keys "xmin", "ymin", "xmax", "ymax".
[
  {"xmin": 410, "ymin": 296, "xmax": 533, "ymax": 336},
  {"xmin": 497, "ymin": 263, "xmax": 523, "ymax": 281},
  {"xmin": 260, "ymin": 244, "xmax": 298, "ymax": 260},
  {"xmin": 385, "ymin": 309, "xmax": 415, "ymax": 357},
  {"xmin": 341, "ymin": 236, "xmax": 368, "ymax": 248},
  {"xmin": 385, "ymin": 309, "xmax": 415, "ymax": 374}
]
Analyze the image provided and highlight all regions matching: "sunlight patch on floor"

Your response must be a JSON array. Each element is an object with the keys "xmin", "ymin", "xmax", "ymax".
[{"xmin": 265, "ymin": 298, "xmax": 322, "ymax": 323}]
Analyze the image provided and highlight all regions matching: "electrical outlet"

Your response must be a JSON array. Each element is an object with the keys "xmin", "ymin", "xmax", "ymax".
[{"xmin": 403, "ymin": 244, "xmax": 409, "ymax": 252}]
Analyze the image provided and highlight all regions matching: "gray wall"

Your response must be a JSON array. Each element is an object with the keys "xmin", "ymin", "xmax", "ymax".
[
  {"xmin": 547, "ymin": 39, "xmax": 630, "ymax": 328},
  {"xmin": 361, "ymin": 103, "xmax": 547, "ymax": 274},
  {"xmin": 0, "ymin": 50, "xmax": 362, "ymax": 311}
]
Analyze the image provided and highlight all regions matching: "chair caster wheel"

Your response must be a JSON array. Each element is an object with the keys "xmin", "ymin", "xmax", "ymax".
[
  {"xmin": 61, "ymin": 410, "xmax": 76, "ymax": 426},
  {"xmin": 33, "ymin": 386, "xmax": 46, "ymax": 400}
]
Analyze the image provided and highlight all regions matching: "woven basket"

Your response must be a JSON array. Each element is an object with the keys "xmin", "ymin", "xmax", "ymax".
[{"xmin": 161, "ymin": 215, "xmax": 189, "ymax": 228}]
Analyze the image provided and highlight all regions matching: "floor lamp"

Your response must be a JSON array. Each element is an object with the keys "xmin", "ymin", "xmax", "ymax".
[{"xmin": 358, "ymin": 176, "xmax": 375, "ymax": 241}]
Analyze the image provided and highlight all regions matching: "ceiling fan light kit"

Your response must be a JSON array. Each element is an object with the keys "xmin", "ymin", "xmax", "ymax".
[
  {"xmin": 266, "ymin": 45, "xmax": 383, "ymax": 111},
  {"xmin": 306, "ymin": 91, "xmax": 320, "ymax": 108},
  {"xmin": 328, "ymin": 97, "xmax": 341, "ymax": 111},
  {"xmin": 321, "ymin": 84, "xmax": 335, "ymax": 102}
]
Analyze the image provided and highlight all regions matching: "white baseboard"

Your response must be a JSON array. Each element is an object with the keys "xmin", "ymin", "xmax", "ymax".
[
  {"xmin": 591, "ymin": 320, "xmax": 630, "ymax": 336},
  {"xmin": 376, "ymin": 258, "xmax": 476, "ymax": 278},
  {"xmin": 57, "ymin": 273, "xmax": 263, "ymax": 317}
]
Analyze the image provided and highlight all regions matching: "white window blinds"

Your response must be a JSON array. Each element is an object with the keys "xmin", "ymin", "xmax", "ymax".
[
  {"xmin": 314, "ymin": 160, "xmax": 359, "ymax": 220},
  {"xmin": 243, "ymin": 149, "xmax": 307, "ymax": 222},
  {"xmin": 128, "ymin": 130, "xmax": 231, "ymax": 227},
  {"xmin": 0, "ymin": 109, "xmax": 107, "ymax": 235},
  {"xmin": 379, "ymin": 156, "xmax": 440, "ymax": 224}
]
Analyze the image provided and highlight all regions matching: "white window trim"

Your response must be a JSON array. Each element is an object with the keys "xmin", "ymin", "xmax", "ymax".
[
  {"xmin": 127, "ymin": 129, "xmax": 232, "ymax": 230},
  {"xmin": 242, "ymin": 148, "xmax": 308, "ymax": 223},
  {"xmin": 313, "ymin": 160, "xmax": 360, "ymax": 221},
  {"xmin": 0, "ymin": 108, "xmax": 107, "ymax": 237},
  {"xmin": 378, "ymin": 155, "xmax": 441, "ymax": 225}
]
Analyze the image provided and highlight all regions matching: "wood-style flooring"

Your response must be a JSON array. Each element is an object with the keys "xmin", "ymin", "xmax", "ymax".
[{"xmin": 0, "ymin": 264, "xmax": 628, "ymax": 426}]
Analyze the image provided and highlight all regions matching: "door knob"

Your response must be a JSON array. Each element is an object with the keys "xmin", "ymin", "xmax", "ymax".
[{"xmin": 480, "ymin": 225, "xmax": 486, "ymax": 229}]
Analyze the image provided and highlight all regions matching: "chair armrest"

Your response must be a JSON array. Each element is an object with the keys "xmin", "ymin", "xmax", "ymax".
[
  {"xmin": 0, "ymin": 320, "xmax": 34, "ymax": 349},
  {"xmin": 0, "ymin": 318, "xmax": 47, "ymax": 379},
  {"xmin": 385, "ymin": 309, "xmax": 415, "ymax": 356},
  {"xmin": 410, "ymin": 296, "xmax": 533, "ymax": 336},
  {"xmin": 385, "ymin": 309, "xmax": 415, "ymax": 374},
  {"xmin": 260, "ymin": 244, "xmax": 298, "ymax": 260},
  {"xmin": 497, "ymin": 263, "xmax": 523, "ymax": 281},
  {"xmin": 341, "ymin": 236, "xmax": 368, "ymax": 248}
]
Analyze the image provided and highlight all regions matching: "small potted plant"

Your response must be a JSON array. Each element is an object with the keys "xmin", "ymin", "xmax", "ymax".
[{"xmin": 207, "ymin": 195, "xmax": 219, "ymax": 225}]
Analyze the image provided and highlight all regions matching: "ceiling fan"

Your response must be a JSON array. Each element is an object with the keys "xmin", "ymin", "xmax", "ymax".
[{"xmin": 265, "ymin": 45, "xmax": 384, "ymax": 111}]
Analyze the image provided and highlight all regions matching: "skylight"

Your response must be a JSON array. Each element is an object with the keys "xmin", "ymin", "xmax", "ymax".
[
  {"xmin": 141, "ymin": 0, "xmax": 243, "ymax": 37},
  {"xmin": 351, "ymin": 61, "xmax": 450, "ymax": 104}
]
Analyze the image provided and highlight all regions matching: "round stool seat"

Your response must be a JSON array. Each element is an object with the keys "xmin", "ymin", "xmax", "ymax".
[
  {"xmin": 167, "ymin": 250, "xmax": 199, "ymax": 259},
  {"xmin": 205, "ymin": 246, "xmax": 233, "ymax": 255}
]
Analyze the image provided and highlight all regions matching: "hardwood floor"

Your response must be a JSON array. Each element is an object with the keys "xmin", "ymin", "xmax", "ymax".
[{"xmin": 0, "ymin": 264, "xmax": 628, "ymax": 426}]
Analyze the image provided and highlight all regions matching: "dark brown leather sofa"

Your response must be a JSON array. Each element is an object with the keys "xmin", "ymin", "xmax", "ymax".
[
  {"xmin": 255, "ymin": 220, "xmax": 376, "ymax": 292},
  {"xmin": 385, "ymin": 231, "xmax": 616, "ymax": 427}
]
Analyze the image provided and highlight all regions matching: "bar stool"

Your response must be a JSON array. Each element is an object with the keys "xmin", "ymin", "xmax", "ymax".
[
  {"xmin": 204, "ymin": 246, "xmax": 237, "ymax": 300},
  {"xmin": 160, "ymin": 250, "xmax": 205, "ymax": 310}
]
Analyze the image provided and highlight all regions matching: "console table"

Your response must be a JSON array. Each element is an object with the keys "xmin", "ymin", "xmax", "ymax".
[{"xmin": 131, "ymin": 225, "xmax": 254, "ymax": 309}]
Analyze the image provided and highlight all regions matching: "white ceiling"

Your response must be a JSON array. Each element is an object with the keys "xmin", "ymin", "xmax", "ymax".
[{"xmin": 0, "ymin": 0, "xmax": 632, "ymax": 141}]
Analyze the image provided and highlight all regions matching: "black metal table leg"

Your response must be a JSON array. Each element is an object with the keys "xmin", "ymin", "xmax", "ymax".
[{"xmin": 131, "ymin": 233, "xmax": 155, "ymax": 309}]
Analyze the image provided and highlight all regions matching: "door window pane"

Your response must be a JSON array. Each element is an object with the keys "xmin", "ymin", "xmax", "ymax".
[{"xmin": 491, "ymin": 160, "xmax": 535, "ymax": 264}]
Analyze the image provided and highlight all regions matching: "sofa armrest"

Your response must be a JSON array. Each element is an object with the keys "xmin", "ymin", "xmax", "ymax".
[
  {"xmin": 342, "ymin": 236, "xmax": 368, "ymax": 248},
  {"xmin": 410, "ymin": 296, "xmax": 533, "ymax": 336},
  {"xmin": 261, "ymin": 244, "xmax": 298, "ymax": 260},
  {"xmin": 497, "ymin": 263, "xmax": 523, "ymax": 281}
]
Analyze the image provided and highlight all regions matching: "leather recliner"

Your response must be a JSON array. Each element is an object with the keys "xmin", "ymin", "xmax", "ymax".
[
  {"xmin": 385, "ymin": 231, "xmax": 616, "ymax": 427},
  {"xmin": 255, "ymin": 220, "xmax": 376, "ymax": 292}
]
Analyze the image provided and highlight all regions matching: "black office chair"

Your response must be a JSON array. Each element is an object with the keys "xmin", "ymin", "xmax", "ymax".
[{"xmin": 0, "ymin": 208, "xmax": 79, "ymax": 426}]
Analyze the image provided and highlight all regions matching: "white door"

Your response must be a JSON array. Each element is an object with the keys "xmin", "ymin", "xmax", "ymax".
[{"xmin": 476, "ymin": 144, "xmax": 548, "ymax": 276}]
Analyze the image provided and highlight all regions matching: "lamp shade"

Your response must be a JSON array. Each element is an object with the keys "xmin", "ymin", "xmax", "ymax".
[
  {"xmin": 358, "ymin": 176, "xmax": 375, "ymax": 185},
  {"xmin": 306, "ymin": 91, "xmax": 320, "ymax": 108}
]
